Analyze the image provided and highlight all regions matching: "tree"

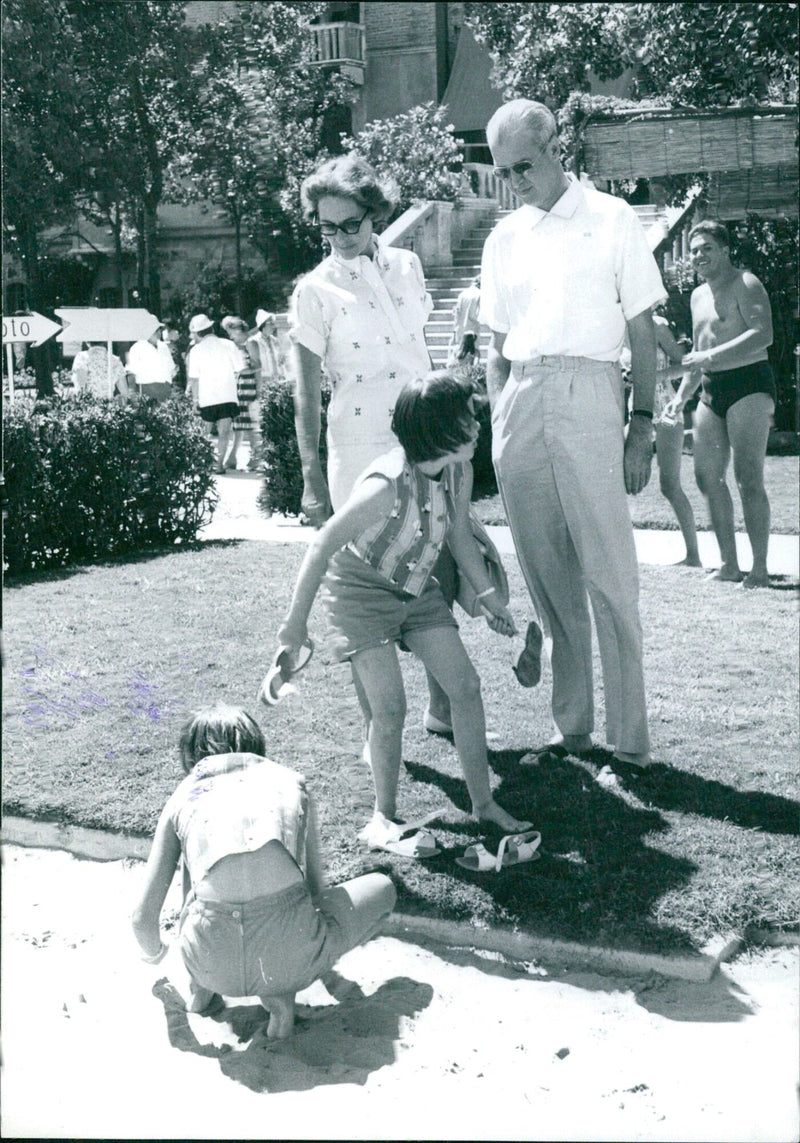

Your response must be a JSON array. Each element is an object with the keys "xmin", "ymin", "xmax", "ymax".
[
  {"xmin": 1, "ymin": 0, "xmax": 84, "ymax": 311},
  {"xmin": 64, "ymin": 0, "xmax": 204, "ymax": 315},
  {"xmin": 342, "ymin": 103, "xmax": 464, "ymax": 213},
  {"xmin": 464, "ymin": 2, "xmax": 633, "ymax": 110},
  {"xmin": 179, "ymin": 0, "xmax": 358, "ymax": 297},
  {"xmin": 629, "ymin": 3, "xmax": 798, "ymax": 107}
]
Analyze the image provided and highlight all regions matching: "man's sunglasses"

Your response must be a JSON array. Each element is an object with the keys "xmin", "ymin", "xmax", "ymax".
[
  {"xmin": 493, "ymin": 134, "xmax": 555, "ymax": 181},
  {"xmin": 317, "ymin": 209, "xmax": 370, "ymax": 236}
]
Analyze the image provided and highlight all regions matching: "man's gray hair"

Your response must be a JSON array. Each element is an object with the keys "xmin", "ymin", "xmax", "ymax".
[{"xmin": 487, "ymin": 100, "xmax": 557, "ymax": 146}]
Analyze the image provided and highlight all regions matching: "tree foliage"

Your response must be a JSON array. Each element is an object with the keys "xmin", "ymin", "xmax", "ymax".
[
  {"xmin": 342, "ymin": 103, "xmax": 464, "ymax": 214},
  {"xmin": 464, "ymin": 2, "xmax": 798, "ymax": 111}
]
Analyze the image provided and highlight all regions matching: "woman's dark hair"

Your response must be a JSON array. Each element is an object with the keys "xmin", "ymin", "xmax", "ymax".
[
  {"xmin": 391, "ymin": 371, "xmax": 483, "ymax": 464},
  {"xmin": 688, "ymin": 219, "xmax": 731, "ymax": 250},
  {"xmin": 300, "ymin": 153, "xmax": 399, "ymax": 226},
  {"xmin": 178, "ymin": 705, "xmax": 266, "ymax": 773}
]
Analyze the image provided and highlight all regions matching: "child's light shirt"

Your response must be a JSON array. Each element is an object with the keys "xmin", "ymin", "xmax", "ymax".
[
  {"xmin": 165, "ymin": 752, "xmax": 309, "ymax": 887},
  {"xmin": 343, "ymin": 446, "xmax": 467, "ymax": 596}
]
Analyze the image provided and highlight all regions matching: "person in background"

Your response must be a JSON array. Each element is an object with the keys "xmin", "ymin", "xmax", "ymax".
[
  {"xmin": 622, "ymin": 306, "xmax": 701, "ymax": 566},
  {"xmin": 132, "ymin": 703, "xmax": 396, "ymax": 1040},
  {"xmin": 290, "ymin": 152, "xmax": 455, "ymax": 740},
  {"xmin": 663, "ymin": 220, "xmax": 775, "ymax": 588},
  {"xmin": 71, "ymin": 341, "xmax": 132, "ymax": 403},
  {"xmin": 247, "ymin": 309, "xmax": 284, "ymax": 394},
  {"xmin": 447, "ymin": 274, "xmax": 482, "ymax": 371},
  {"xmin": 481, "ymin": 98, "xmax": 666, "ymax": 772},
  {"xmin": 126, "ymin": 323, "xmax": 176, "ymax": 401},
  {"xmin": 186, "ymin": 314, "xmax": 240, "ymax": 475},
  {"xmin": 221, "ymin": 315, "xmax": 261, "ymax": 472}
]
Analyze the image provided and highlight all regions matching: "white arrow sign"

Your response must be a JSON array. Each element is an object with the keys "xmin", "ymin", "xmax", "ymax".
[
  {"xmin": 2, "ymin": 311, "xmax": 62, "ymax": 347},
  {"xmin": 55, "ymin": 308, "xmax": 162, "ymax": 345}
]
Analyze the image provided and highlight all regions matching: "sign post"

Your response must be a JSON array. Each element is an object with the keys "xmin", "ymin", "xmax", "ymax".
[{"xmin": 1, "ymin": 312, "xmax": 62, "ymax": 402}]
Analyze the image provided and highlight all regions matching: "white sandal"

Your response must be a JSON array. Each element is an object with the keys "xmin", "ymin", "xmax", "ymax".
[
  {"xmin": 359, "ymin": 810, "xmax": 444, "ymax": 859},
  {"xmin": 456, "ymin": 830, "xmax": 542, "ymax": 873}
]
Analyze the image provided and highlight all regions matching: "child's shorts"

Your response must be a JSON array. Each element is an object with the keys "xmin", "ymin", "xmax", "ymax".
[
  {"xmin": 322, "ymin": 547, "xmax": 458, "ymax": 662},
  {"xmin": 180, "ymin": 878, "xmax": 387, "ymax": 999}
]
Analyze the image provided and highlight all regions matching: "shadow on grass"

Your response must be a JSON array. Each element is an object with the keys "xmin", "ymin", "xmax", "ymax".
[
  {"xmin": 152, "ymin": 973, "xmax": 433, "ymax": 1093},
  {"xmin": 589, "ymin": 747, "xmax": 800, "ymax": 836},
  {"xmin": 401, "ymin": 751, "xmax": 699, "ymax": 954},
  {"xmin": 3, "ymin": 537, "xmax": 246, "ymax": 589}
]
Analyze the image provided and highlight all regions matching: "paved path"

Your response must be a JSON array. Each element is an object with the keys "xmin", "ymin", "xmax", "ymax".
[{"xmin": 200, "ymin": 472, "xmax": 800, "ymax": 578}]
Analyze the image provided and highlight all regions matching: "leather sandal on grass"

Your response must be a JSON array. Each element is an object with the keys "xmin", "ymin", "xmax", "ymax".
[
  {"xmin": 358, "ymin": 809, "xmax": 444, "ymax": 859},
  {"xmin": 456, "ymin": 829, "xmax": 542, "ymax": 873},
  {"xmin": 513, "ymin": 620, "xmax": 544, "ymax": 688}
]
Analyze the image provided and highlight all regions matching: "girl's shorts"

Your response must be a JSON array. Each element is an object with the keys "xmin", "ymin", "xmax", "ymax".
[
  {"xmin": 322, "ymin": 547, "xmax": 458, "ymax": 662},
  {"xmin": 200, "ymin": 401, "xmax": 239, "ymax": 423}
]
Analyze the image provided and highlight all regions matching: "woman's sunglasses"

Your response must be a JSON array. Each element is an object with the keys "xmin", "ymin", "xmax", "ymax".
[{"xmin": 317, "ymin": 209, "xmax": 370, "ymax": 236}]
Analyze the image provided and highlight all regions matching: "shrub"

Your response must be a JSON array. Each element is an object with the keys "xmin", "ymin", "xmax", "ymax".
[
  {"xmin": 3, "ymin": 394, "xmax": 218, "ymax": 574},
  {"xmin": 259, "ymin": 375, "xmax": 330, "ymax": 517},
  {"xmin": 342, "ymin": 102, "xmax": 464, "ymax": 214}
]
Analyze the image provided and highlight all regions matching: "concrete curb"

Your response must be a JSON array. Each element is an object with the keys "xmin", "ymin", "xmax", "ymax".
[{"xmin": 4, "ymin": 815, "xmax": 782, "ymax": 983}]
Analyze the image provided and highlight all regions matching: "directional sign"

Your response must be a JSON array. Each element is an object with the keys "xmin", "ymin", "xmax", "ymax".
[
  {"xmin": 2, "ymin": 311, "xmax": 62, "ymax": 347},
  {"xmin": 55, "ymin": 308, "xmax": 162, "ymax": 345}
]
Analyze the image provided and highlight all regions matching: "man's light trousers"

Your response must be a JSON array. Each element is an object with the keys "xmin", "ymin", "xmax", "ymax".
[{"xmin": 492, "ymin": 355, "xmax": 649, "ymax": 754}]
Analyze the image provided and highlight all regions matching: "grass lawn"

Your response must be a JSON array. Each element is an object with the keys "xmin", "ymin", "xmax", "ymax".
[
  {"xmin": 474, "ymin": 453, "xmax": 800, "ymax": 532},
  {"xmin": 3, "ymin": 540, "xmax": 798, "ymax": 955}
]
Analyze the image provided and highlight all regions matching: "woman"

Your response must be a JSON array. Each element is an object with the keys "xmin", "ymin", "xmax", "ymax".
[
  {"xmin": 290, "ymin": 153, "xmax": 453, "ymax": 734},
  {"xmin": 221, "ymin": 315, "xmax": 260, "ymax": 472},
  {"xmin": 71, "ymin": 341, "xmax": 131, "ymax": 403}
]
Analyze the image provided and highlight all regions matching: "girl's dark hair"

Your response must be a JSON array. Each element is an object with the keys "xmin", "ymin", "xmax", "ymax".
[
  {"xmin": 178, "ymin": 705, "xmax": 266, "ymax": 773},
  {"xmin": 300, "ymin": 153, "xmax": 400, "ymax": 225},
  {"xmin": 391, "ymin": 371, "xmax": 482, "ymax": 464},
  {"xmin": 688, "ymin": 219, "xmax": 731, "ymax": 249}
]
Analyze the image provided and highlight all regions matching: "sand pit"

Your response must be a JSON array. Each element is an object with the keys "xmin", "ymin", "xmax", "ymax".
[{"xmin": 2, "ymin": 844, "xmax": 798, "ymax": 1141}]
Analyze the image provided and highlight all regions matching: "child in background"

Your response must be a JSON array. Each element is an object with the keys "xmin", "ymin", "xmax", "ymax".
[
  {"xmin": 132, "ymin": 704, "xmax": 396, "ymax": 1040},
  {"xmin": 275, "ymin": 371, "xmax": 534, "ymax": 856}
]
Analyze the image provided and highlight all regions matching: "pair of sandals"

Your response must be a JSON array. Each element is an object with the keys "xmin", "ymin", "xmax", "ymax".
[
  {"xmin": 360, "ymin": 810, "xmax": 541, "ymax": 873},
  {"xmin": 258, "ymin": 640, "xmax": 314, "ymax": 706}
]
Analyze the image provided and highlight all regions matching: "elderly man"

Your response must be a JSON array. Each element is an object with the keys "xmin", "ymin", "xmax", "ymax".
[{"xmin": 480, "ymin": 99, "xmax": 667, "ymax": 770}]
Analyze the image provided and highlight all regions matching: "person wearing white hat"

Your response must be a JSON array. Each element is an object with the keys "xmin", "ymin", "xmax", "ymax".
[
  {"xmin": 186, "ymin": 315, "xmax": 240, "ymax": 474},
  {"xmin": 126, "ymin": 321, "xmax": 176, "ymax": 401}
]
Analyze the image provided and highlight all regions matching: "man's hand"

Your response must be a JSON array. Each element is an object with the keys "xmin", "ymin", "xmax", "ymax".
[
  {"xmin": 301, "ymin": 479, "xmax": 332, "ymax": 528},
  {"xmin": 681, "ymin": 348, "xmax": 713, "ymax": 368},
  {"xmin": 624, "ymin": 417, "xmax": 653, "ymax": 495}
]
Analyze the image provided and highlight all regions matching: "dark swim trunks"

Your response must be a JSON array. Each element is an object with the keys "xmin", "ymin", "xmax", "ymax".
[{"xmin": 700, "ymin": 361, "xmax": 776, "ymax": 419}]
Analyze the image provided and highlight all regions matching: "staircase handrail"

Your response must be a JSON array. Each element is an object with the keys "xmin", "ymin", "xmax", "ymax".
[
  {"xmin": 463, "ymin": 163, "xmax": 516, "ymax": 210},
  {"xmin": 381, "ymin": 201, "xmax": 435, "ymax": 249}
]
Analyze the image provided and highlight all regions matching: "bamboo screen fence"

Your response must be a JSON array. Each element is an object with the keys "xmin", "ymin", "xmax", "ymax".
[{"xmin": 582, "ymin": 106, "xmax": 797, "ymax": 181}]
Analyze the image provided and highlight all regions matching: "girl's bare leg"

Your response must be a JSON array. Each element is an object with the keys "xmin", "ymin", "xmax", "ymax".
[
  {"xmin": 405, "ymin": 626, "xmax": 531, "ymax": 833},
  {"xmin": 350, "ymin": 644, "xmax": 407, "ymax": 821},
  {"xmin": 258, "ymin": 992, "xmax": 296, "ymax": 1040},
  {"xmin": 656, "ymin": 421, "xmax": 701, "ymax": 565}
]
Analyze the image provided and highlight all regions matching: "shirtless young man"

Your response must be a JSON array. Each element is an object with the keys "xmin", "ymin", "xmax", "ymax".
[{"xmin": 664, "ymin": 221, "xmax": 775, "ymax": 587}]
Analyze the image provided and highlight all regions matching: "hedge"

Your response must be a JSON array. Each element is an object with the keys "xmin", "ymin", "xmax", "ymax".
[
  {"xmin": 3, "ymin": 394, "xmax": 218, "ymax": 575},
  {"xmin": 258, "ymin": 369, "xmax": 497, "ymax": 518}
]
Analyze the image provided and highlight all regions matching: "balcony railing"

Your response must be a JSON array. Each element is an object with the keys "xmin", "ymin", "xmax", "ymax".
[{"xmin": 309, "ymin": 22, "xmax": 365, "ymax": 66}]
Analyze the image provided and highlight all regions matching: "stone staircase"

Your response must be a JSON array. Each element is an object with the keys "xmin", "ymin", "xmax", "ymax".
[
  {"xmin": 424, "ymin": 202, "xmax": 669, "ymax": 367},
  {"xmin": 425, "ymin": 207, "xmax": 509, "ymax": 367}
]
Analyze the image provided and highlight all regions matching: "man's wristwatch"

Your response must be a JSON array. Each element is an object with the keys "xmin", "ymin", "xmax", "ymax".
[{"xmin": 631, "ymin": 409, "xmax": 654, "ymax": 420}]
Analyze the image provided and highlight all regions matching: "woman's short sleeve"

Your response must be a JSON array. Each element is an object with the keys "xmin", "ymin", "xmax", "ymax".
[{"xmin": 289, "ymin": 278, "xmax": 327, "ymax": 359}]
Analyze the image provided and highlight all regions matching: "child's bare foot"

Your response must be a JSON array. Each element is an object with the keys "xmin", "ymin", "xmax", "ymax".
[
  {"xmin": 475, "ymin": 799, "xmax": 532, "ymax": 834},
  {"xmin": 260, "ymin": 993, "xmax": 296, "ymax": 1040},
  {"xmin": 707, "ymin": 565, "xmax": 744, "ymax": 583}
]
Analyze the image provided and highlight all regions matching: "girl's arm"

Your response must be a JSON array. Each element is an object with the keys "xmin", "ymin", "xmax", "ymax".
[
  {"xmin": 293, "ymin": 343, "xmax": 332, "ymax": 527},
  {"xmin": 446, "ymin": 464, "xmax": 517, "ymax": 637},
  {"xmin": 131, "ymin": 806, "xmax": 182, "ymax": 960},
  {"xmin": 278, "ymin": 476, "xmax": 396, "ymax": 650}
]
